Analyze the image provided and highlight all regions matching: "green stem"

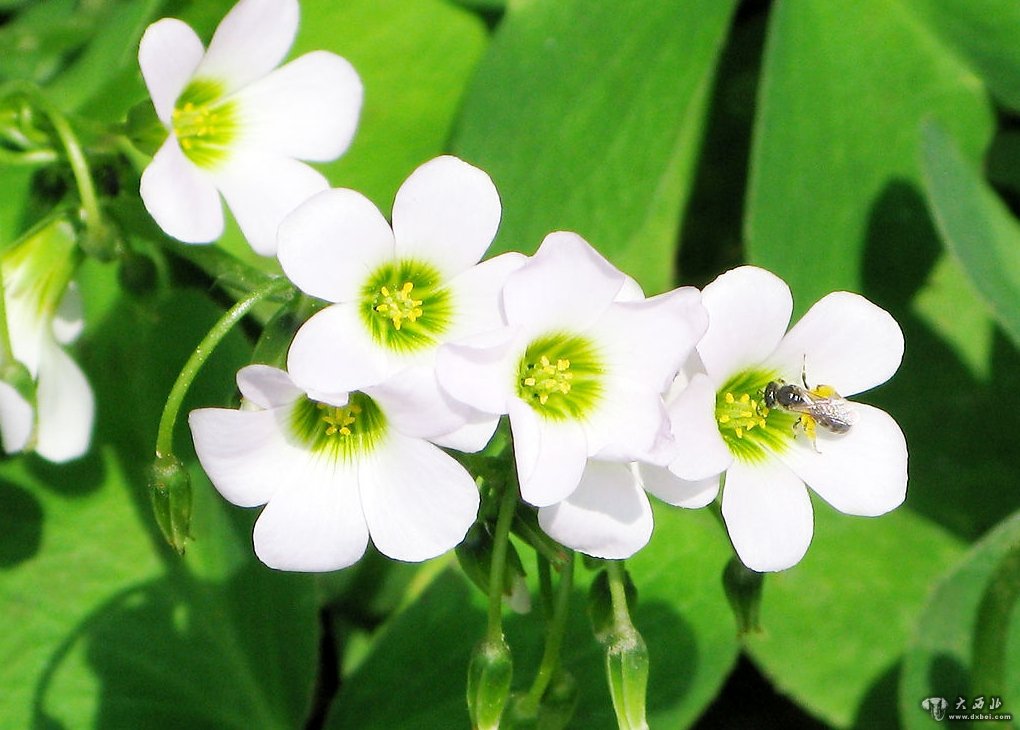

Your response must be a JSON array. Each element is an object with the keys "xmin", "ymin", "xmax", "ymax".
[
  {"xmin": 521, "ymin": 552, "xmax": 575, "ymax": 712},
  {"xmin": 163, "ymin": 239, "xmax": 276, "ymax": 295},
  {"xmin": 0, "ymin": 147, "xmax": 58, "ymax": 166},
  {"xmin": 971, "ymin": 541, "xmax": 1020, "ymax": 698},
  {"xmin": 606, "ymin": 561, "xmax": 633, "ymax": 630},
  {"xmin": 154, "ymin": 277, "xmax": 293, "ymax": 459},
  {"xmin": 486, "ymin": 480, "xmax": 519, "ymax": 643},
  {"xmin": 1, "ymin": 81, "xmax": 103, "ymax": 235}
]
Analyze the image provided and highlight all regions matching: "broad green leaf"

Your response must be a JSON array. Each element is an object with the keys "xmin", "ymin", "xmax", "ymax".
[
  {"xmin": 746, "ymin": 0, "xmax": 995, "ymax": 309},
  {"xmin": 326, "ymin": 506, "xmax": 740, "ymax": 728},
  {"xmin": 744, "ymin": 501, "xmax": 964, "ymax": 728},
  {"xmin": 899, "ymin": 512, "xmax": 1020, "ymax": 730},
  {"xmin": 920, "ymin": 120, "xmax": 1020, "ymax": 351},
  {"xmin": 0, "ymin": 287, "xmax": 320, "ymax": 729},
  {"xmin": 453, "ymin": 0, "xmax": 739, "ymax": 293}
]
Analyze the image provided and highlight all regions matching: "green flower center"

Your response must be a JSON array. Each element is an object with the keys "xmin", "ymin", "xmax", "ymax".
[
  {"xmin": 516, "ymin": 333, "xmax": 603, "ymax": 421},
  {"xmin": 290, "ymin": 392, "xmax": 386, "ymax": 461},
  {"xmin": 359, "ymin": 259, "xmax": 452, "ymax": 352},
  {"xmin": 715, "ymin": 369, "xmax": 799, "ymax": 463},
  {"xmin": 171, "ymin": 79, "xmax": 240, "ymax": 169}
]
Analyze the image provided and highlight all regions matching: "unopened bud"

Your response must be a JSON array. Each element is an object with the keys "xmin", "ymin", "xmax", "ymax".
[
  {"xmin": 0, "ymin": 360, "xmax": 36, "ymax": 454},
  {"xmin": 604, "ymin": 625, "xmax": 649, "ymax": 730},
  {"xmin": 467, "ymin": 636, "xmax": 513, "ymax": 730},
  {"xmin": 722, "ymin": 556, "xmax": 764, "ymax": 635},
  {"xmin": 78, "ymin": 217, "xmax": 124, "ymax": 262},
  {"xmin": 149, "ymin": 453, "xmax": 192, "ymax": 554}
]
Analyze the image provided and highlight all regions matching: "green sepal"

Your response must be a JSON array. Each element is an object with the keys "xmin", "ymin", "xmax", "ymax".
[
  {"xmin": 722, "ymin": 555, "xmax": 764, "ymax": 635},
  {"xmin": 0, "ymin": 359, "xmax": 36, "ymax": 410},
  {"xmin": 467, "ymin": 636, "xmax": 513, "ymax": 730},
  {"xmin": 148, "ymin": 453, "xmax": 192, "ymax": 555},
  {"xmin": 604, "ymin": 624, "xmax": 649, "ymax": 730}
]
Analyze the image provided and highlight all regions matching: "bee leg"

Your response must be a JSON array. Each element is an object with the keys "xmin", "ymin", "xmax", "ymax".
[
  {"xmin": 795, "ymin": 415, "xmax": 820, "ymax": 453},
  {"xmin": 801, "ymin": 354, "xmax": 811, "ymax": 389}
]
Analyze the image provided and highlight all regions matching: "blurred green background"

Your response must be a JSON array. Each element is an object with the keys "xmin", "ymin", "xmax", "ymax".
[{"xmin": 1, "ymin": 0, "xmax": 1019, "ymax": 727}]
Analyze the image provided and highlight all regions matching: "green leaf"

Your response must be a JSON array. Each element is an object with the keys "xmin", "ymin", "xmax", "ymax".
[
  {"xmin": 325, "ymin": 506, "xmax": 739, "ymax": 728},
  {"xmin": 899, "ymin": 512, "xmax": 1020, "ymax": 729},
  {"xmin": 744, "ymin": 501, "xmax": 964, "ymax": 728},
  {"xmin": 0, "ymin": 288, "xmax": 320, "ymax": 729},
  {"xmin": 453, "ymin": 0, "xmax": 738, "ymax": 293},
  {"xmin": 746, "ymin": 0, "xmax": 996, "ymax": 310},
  {"xmin": 920, "ymin": 119, "xmax": 1020, "ymax": 350}
]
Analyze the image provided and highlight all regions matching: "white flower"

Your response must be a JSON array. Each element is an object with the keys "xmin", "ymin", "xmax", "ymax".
[
  {"xmin": 189, "ymin": 364, "xmax": 480, "ymax": 572},
  {"xmin": 279, "ymin": 155, "xmax": 523, "ymax": 452},
  {"xmin": 0, "ymin": 218, "xmax": 94, "ymax": 462},
  {"xmin": 138, "ymin": 0, "xmax": 363, "ymax": 255},
  {"xmin": 436, "ymin": 232, "xmax": 708, "ymax": 558},
  {"xmin": 639, "ymin": 266, "xmax": 907, "ymax": 572}
]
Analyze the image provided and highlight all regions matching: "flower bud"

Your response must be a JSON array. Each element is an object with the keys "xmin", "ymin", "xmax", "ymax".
[
  {"xmin": 149, "ymin": 453, "xmax": 192, "ymax": 554},
  {"xmin": 77, "ymin": 216, "xmax": 124, "ymax": 262},
  {"xmin": 604, "ymin": 625, "xmax": 650, "ymax": 730},
  {"xmin": 722, "ymin": 556, "xmax": 764, "ymax": 635},
  {"xmin": 467, "ymin": 636, "xmax": 513, "ymax": 730}
]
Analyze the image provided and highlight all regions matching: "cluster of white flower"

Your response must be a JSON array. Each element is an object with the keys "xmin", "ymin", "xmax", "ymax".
[{"xmin": 135, "ymin": 0, "xmax": 906, "ymax": 574}]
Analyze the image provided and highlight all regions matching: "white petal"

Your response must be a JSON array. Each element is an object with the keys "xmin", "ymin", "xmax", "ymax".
[
  {"xmin": 212, "ymin": 151, "xmax": 328, "ymax": 256},
  {"xmin": 51, "ymin": 282, "xmax": 84, "ymax": 345},
  {"xmin": 435, "ymin": 328, "xmax": 520, "ymax": 415},
  {"xmin": 766, "ymin": 292, "xmax": 905, "ymax": 397},
  {"xmin": 138, "ymin": 18, "xmax": 204, "ymax": 125},
  {"xmin": 721, "ymin": 459, "xmax": 813, "ymax": 572},
  {"xmin": 664, "ymin": 373, "xmax": 733, "ymax": 480},
  {"xmin": 366, "ymin": 364, "xmax": 470, "ymax": 440},
  {"xmin": 502, "ymin": 232, "xmax": 626, "ymax": 337},
  {"xmin": 34, "ymin": 341, "xmax": 94, "ymax": 462},
  {"xmin": 538, "ymin": 460, "xmax": 653, "ymax": 559},
  {"xmin": 359, "ymin": 433, "xmax": 479, "ymax": 562},
  {"xmin": 0, "ymin": 381, "xmax": 33, "ymax": 454},
  {"xmin": 233, "ymin": 51, "xmax": 362, "ymax": 162},
  {"xmin": 194, "ymin": 0, "xmax": 298, "ymax": 94},
  {"xmin": 585, "ymin": 377, "xmax": 671, "ymax": 464},
  {"xmin": 236, "ymin": 364, "xmax": 304, "ymax": 409},
  {"xmin": 429, "ymin": 412, "xmax": 499, "ymax": 453},
  {"xmin": 189, "ymin": 406, "xmax": 292, "ymax": 507},
  {"xmin": 444, "ymin": 252, "xmax": 527, "ymax": 340},
  {"xmin": 774, "ymin": 403, "xmax": 907, "ymax": 517},
  {"xmin": 615, "ymin": 275, "xmax": 645, "ymax": 302},
  {"xmin": 510, "ymin": 399, "xmax": 588, "ymax": 507},
  {"xmin": 698, "ymin": 266, "xmax": 792, "ymax": 382},
  {"xmin": 277, "ymin": 188, "xmax": 395, "ymax": 302},
  {"xmin": 253, "ymin": 452, "xmax": 369, "ymax": 572},
  {"xmin": 391, "ymin": 156, "xmax": 501, "ymax": 279},
  {"xmin": 287, "ymin": 302, "xmax": 392, "ymax": 398},
  {"xmin": 593, "ymin": 286, "xmax": 708, "ymax": 394},
  {"xmin": 638, "ymin": 463, "xmax": 719, "ymax": 509},
  {"xmin": 140, "ymin": 138, "xmax": 224, "ymax": 244}
]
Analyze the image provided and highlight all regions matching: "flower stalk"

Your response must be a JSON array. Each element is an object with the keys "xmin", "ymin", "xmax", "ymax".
[{"xmin": 602, "ymin": 561, "xmax": 649, "ymax": 730}]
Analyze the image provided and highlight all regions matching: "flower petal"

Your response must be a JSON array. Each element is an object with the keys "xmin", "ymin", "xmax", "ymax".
[
  {"xmin": 287, "ymin": 302, "xmax": 392, "ymax": 398},
  {"xmin": 721, "ymin": 459, "xmax": 813, "ymax": 572},
  {"xmin": 34, "ymin": 341, "xmax": 94, "ymax": 462},
  {"xmin": 189, "ymin": 405, "xmax": 291, "ymax": 507},
  {"xmin": 0, "ymin": 381, "xmax": 33, "ymax": 454},
  {"xmin": 138, "ymin": 18, "xmax": 204, "ymax": 125},
  {"xmin": 585, "ymin": 377, "xmax": 670, "ymax": 464},
  {"xmin": 538, "ymin": 460, "xmax": 653, "ymax": 559},
  {"xmin": 502, "ymin": 232, "xmax": 626, "ymax": 337},
  {"xmin": 664, "ymin": 373, "xmax": 733, "ymax": 480},
  {"xmin": 775, "ymin": 403, "xmax": 907, "ymax": 517},
  {"xmin": 140, "ymin": 138, "xmax": 224, "ymax": 244},
  {"xmin": 435, "ymin": 327, "xmax": 520, "ymax": 415},
  {"xmin": 698, "ymin": 266, "xmax": 792, "ymax": 382},
  {"xmin": 391, "ymin": 156, "xmax": 501, "ymax": 279},
  {"xmin": 429, "ymin": 412, "xmax": 499, "ymax": 453},
  {"xmin": 366, "ymin": 364, "xmax": 470, "ymax": 440},
  {"xmin": 236, "ymin": 364, "xmax": 305, "ymax": 409},
  {"xmin": 510, "ymin": 398, "xmax": 588, "ymax": 507},
  {"xmin": 277, "ymin": 188, "xmax": 395, "ymax": 302},
  {"xmin": 638, "ymin": 463, "xmax": 719, "ymax": 509},
  {"xmin": 766, "ymin": 292, "xmax": 905, "ymax": 397},
  {"xmin": 444, "ymin": 252, "xmax": 527, "ymax": 340},
  {"xmin": 253, "ymin": 452, "xmax": 369, "ymax": 572},
  {"xmin": 194, "ymin": 0, "xmax": 298, "ymax": 94},
  {"xmin": 359, "ymin": 432, "xmax": 479, "ymax": 562},
  {"xmin": 211, "ymin": 150, "xmax": 328, "ymax": 256},
  {"xmin": 233, "ymin": 51, "xmax": 362, "ymax": 162}
]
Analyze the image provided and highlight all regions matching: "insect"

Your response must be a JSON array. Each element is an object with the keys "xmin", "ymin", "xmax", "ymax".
[{"xmin": 763, "ymin": 360, "xmax": 856, "ymax": 450}]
